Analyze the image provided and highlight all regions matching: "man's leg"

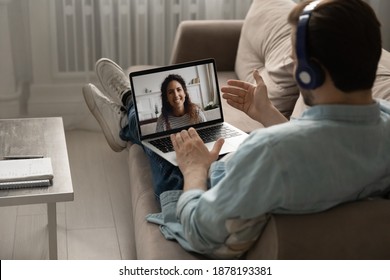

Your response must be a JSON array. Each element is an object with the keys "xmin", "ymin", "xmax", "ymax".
[
  {"xmin": 95, "ymin": 58, "xmax": 133, "ymax": 107},
  {"xmin": 119, "ymin": 102, "xmax": 140, "ymax": 145},
  {"xmin": 147, "ymin": 151, "xmax": 184, "ymax": 198},
  {"xmin": 120, "ymin": 104, "xmax": 184, "ymax": 197},
  {"xmin": 83, "ymin": 83, "xmax": 128, "ymax": 152},
  {"xmin": 87, "ymin": 58, "xmax": 184, "ymax": 197}
]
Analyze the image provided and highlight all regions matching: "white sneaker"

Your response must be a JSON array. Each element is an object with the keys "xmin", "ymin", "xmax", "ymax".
[
  {"xmin": 83, "ymin": 83, "xmax": 128, "ymax": 152},
  {"xmin": 95, "ymin": 58, "xmax": 131, "ymax": 105}
]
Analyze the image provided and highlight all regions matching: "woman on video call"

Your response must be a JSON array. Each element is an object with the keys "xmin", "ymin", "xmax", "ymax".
[{"xmin": 156, "ymin": 74, "xmax": 207, "ymax": 132}]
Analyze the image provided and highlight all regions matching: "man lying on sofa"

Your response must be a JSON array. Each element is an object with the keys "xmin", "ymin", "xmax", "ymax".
[{"xmin": 83, "ymin": 0, "xmax": 390, "ymax": 259}]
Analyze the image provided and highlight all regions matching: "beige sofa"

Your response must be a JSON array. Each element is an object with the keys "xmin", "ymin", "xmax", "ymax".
[{"xmin": 127, "ymin": 0, "xmax": 390, "ymax": 259}]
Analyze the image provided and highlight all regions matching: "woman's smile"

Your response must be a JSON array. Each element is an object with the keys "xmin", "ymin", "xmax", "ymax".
[{"xmin": 167, "ymin": 80, "xmax": 186, "ymax": 115}]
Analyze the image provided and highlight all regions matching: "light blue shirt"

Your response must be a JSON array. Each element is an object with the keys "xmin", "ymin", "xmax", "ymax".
[{"xmin": 177, "ymin": 100, "xmax": 390, "ymax": 257}]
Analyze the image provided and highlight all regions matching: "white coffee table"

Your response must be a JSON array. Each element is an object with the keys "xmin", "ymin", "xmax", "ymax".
[{"xmin": 0, "ymin": 117, "xmax": 74, "ymax": 259}]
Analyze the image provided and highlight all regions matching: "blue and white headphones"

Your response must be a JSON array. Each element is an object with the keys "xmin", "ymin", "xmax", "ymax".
[{"xmin": 295, "ymin": 0, "xmax": 325, "ymax": 90}]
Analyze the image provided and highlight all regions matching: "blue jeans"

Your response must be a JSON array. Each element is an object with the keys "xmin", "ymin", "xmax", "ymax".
[{"xmin": 119, "ymin": 104, "xmax": 184, "ymax": 199}]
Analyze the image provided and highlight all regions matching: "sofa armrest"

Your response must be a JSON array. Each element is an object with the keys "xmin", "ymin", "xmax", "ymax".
[
  {"xmin": 170, "ymin": 20, "xmax": 244, "ymax": 71},
  {"xmin": 246, "ymin": 198, "xmax": 390, "ymax": 260}
]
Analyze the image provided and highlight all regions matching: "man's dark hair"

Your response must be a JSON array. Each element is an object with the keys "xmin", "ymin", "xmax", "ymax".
[{"xmin": 288, "ymin": 0, "xmax": 382, "ymax": 92}]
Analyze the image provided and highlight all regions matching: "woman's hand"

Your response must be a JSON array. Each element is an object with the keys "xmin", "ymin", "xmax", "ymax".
[{"xmin": 171, "ymin": 128, "xmax": 224, "ymax": 191}]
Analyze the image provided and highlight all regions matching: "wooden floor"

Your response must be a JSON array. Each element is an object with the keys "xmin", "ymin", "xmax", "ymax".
[{"xmin": 0, "ymin": 130, "xmax": 136, "ymax": 260}]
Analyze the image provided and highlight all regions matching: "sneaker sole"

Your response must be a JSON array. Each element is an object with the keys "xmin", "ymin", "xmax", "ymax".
[
  {"xmin": 83, "ymin": 84, "xmax": 125, "ymax": 152},
  {"xmin": 95, "ymin": 58, "xmax": 125, "ymax": 105}
]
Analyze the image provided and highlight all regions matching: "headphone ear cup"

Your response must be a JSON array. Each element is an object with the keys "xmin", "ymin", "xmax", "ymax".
[
  {"xmin": 295, "ymin": 0, "xmax": 325, "ymax": 90},
  {"xmin": 296, "ymin": 59, "xmax": 325, "ymax": 90}
]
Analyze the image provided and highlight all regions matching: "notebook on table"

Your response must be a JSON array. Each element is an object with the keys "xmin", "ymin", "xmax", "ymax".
[
  {"xmin": 0, "ymin": 157, "xmax": 53, "ymax": 189},
  {"xmin": 129, "ymin": 58, "xmax": 249, "ymax": 166}
]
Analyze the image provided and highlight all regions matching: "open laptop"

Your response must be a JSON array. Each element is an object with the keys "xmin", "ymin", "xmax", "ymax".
[{"xmin": 129, "ymin": 58, "xmax": 248, "ymax": 166}]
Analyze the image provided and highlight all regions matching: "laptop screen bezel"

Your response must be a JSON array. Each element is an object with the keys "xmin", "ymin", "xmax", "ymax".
[{"xmin": 129, "ymin": 58, "xmax": 225, "ymax": 141}]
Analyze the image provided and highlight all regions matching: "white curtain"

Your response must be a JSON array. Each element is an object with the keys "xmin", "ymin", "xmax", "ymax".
[
  {"xmin": 2, "ymin": 0, "xmax": 389, "ymax": 99},
  {"xmin": 2, "ymin": 0, "xmax": 252, "ymax": 85},
  {"xmin": 0, "ymin": 0, "xmax": 253, "ymax": 118},
  {"xmin": 49, "ymin": 0, "xmax": 252, "ymax": 75}
]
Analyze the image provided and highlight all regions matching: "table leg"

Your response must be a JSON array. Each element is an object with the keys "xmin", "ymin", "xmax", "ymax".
[{"xmin": 47, "ymin": 202, "xmax": 58, "ymax": 260}]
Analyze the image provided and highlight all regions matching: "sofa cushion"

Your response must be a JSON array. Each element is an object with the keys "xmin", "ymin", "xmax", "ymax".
[
  {"xmin": 170, "ymin": 20, "xmax": 244, "ymax": 71},
  {"xmin": 235, "ymin": 0, "xmax": 299, "ymax": 118},
  {"xmin": 373, "ymin": 50, "xmax": 390, "ymax": 101},
  {"xmin": 128, "ymin": 144, "xmax": 204, "ymax": 259}
]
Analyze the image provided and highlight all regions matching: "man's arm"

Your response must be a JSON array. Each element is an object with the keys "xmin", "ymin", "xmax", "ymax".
[
  {"xmin": 221, "ymin": 70, "xmax": 288, "ymax": 127},
  {"xmin": 172, "ymin": 129, "xmax": 282, "ymax": 257}
]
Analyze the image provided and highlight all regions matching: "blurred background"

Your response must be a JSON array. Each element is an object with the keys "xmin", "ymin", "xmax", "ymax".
[{"xmin": 0, "ymin": 0, "xmax": 388, "ymax": 129}]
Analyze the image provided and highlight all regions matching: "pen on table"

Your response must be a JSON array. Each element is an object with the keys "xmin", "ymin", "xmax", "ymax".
[{"xmin": 2, "ymin": 155, "xmax": 45, "ymax": 160}]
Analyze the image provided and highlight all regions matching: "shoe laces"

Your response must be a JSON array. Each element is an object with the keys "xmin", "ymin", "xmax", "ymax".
[
  {"xmin": 111, "ymin": 101, "xmax": 125, "ymax": 114},
  {"xmin": 108, "ymin": 75, "xmax": 130, "ymax": 97}
]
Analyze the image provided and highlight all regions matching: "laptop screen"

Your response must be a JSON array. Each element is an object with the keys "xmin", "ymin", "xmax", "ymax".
[{"xmin": 130, "ymin": 59, "xmax": 224, "ymax": 140}]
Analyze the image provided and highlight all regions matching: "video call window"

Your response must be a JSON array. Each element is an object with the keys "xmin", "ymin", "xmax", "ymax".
[{"xmin": 131, "ymin": 62, "xmax": 222, "ymax": 137}]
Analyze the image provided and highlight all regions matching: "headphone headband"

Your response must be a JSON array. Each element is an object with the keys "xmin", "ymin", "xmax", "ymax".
[
  {"xmin": 303, "ymin": 0, "xmax": 322, "ymax": 14},
  {"xmin": 295, "ymin": 0, "xmax": 325, "ymax": 90}
]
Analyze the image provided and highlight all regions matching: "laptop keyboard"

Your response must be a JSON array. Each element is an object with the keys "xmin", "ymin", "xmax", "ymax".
[{"xmin": 150, "ymin": 124, "xmax": 242, "ymax": 153}]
